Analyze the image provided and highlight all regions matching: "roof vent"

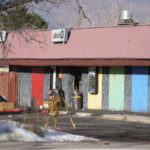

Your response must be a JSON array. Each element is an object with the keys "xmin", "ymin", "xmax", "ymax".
[
  {"xmin": 0, "ymin": 31, "xmax": 6, "ymax": 42},
  {"xmin": 118, "ymin": 10, "xmax": 138, "ymax": 26},
  {"xmin": 121, "ymin": 10, "xmax": 131, "ymax": 20}
]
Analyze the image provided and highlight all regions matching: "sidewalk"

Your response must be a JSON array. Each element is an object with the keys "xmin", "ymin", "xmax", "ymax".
[
  {"xmin": 73, "ymin": 109, "xmax": 150, "ymax": 124},
  {"xmin": 99, "ymin": 114, "xmax": 150, "ymax": 124}
]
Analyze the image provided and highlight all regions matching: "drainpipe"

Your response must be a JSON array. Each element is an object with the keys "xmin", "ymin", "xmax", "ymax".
[{"xmin": 52, "ymin": 66, "xmax": 56, "ymax": 90}]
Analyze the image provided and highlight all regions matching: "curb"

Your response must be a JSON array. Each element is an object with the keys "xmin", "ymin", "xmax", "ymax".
[
  {"xmin": 100, "ymin": 114, "xmax": 150, "ymax": 124},
  {"xmin": 75, "ymin": 112, "xmax": 93, "ymax": 117}
]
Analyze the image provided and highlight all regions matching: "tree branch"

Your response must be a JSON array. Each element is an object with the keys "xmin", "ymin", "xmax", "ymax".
[
  {"xmin": 1, "ymin": 0, "xmax": 32, "ymax": 11},
  {"xmin": 75, "ymin": 0, "xmax": 92, "ymax": 25},
  {"xmin": 0, "ymin": 0, "xmax": 68, "ymax": 12}
]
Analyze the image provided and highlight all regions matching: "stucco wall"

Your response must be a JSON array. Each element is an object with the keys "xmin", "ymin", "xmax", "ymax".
[
  {"xmin": 109, "ymin": 67, "xmax": 125, "ymax": 111},
  {"xmin": 124, "ymin": 67, "xmax": 132, "ymax": 111},
  {"xmin": 18, "ymin": 67, "xmax": 32, "ymax": 107},
  {"xmin": 81, "ymin": 68, "xmax": 88, "ymax": 109},
  {"xmin": 87, "ymin": 66, "xmax": 150, "ymax": 112},
  {"xmin": 43, "ymin": 67, "xmax": 51, "ymax": 100},
  {"xmin": 148, "ymin": 68, "xmax": 150, "ymax": 112},
  {"xmin": 62, "ymin": 67, "xmax": 89, "ymax": 108},
  {"xmin": 62, "ymin": 67, "xmax": 73, "ymax": 106},
  {"xmin": 18, "ymin": 66, "xmax": 51, "ymax": 107},
  {"xmin": 102, "ymin": 67, "xmax": 109, "ymax": 110},
  {"xmin": 88, "ymin": 67, "xmax": 103, "ymax": 109},
  {"xmin": 16, "ymin": 65, "xmax": 150, "ymax": 113}
]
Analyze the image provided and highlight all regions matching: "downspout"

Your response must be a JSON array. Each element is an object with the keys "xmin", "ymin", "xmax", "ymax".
[{"xmin": 52, "ymin": 66, "xmax": 56, "ymax": 90}]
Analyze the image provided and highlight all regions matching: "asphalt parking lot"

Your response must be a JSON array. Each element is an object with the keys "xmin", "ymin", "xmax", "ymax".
[{"xmin": 1, "ymin": 109, "xmax": 150, "ymax": 142}]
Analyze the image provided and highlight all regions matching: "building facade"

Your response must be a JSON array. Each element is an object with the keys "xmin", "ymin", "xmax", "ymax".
[{"xmin": 0, "ymin": 25, "xmax": 150, "ymax": 112}]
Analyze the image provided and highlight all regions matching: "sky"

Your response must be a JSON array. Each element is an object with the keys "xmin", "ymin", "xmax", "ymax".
[{"xmin": 27, "ymin": 0, "xmax": 150, "ymax": 29}]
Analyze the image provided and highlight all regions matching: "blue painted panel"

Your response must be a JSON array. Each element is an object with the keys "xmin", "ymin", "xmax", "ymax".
[{"xmin": 132, "ymin": 67, "xmax": 148, "ymax": 112}]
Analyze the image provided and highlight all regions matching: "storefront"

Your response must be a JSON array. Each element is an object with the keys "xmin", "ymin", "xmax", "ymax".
[{"xmin": 0, "ymin": 25, "xmax": 150, "ymax": 112}]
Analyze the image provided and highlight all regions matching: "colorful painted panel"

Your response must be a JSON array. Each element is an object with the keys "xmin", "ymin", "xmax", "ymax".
[
  {"xmin": 109, "ymin": 67, "xmax": 124, "ymax": 111},
  {"xmin": 132, "ymin": 67, "xmax": 148, "ymax": 112},
  {"xmin": 88, "ymin": 67, "xmax": 103, "ymax": 109},
  {"xmin": 32, "ymin": 67, "xmax": 44, "ymax": 106}
]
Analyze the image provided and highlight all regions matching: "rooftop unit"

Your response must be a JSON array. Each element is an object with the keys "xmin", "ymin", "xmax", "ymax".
[
  {"xmin": 118, "ymin": 10, "xmax": 138, "ymax": 26},
  {"xmin": 0, "ymin": 31, "xmax": 6, "ymax": 42}
]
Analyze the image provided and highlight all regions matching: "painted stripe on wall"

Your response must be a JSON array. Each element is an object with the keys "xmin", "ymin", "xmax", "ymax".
[
  {"xmin": 132, "ymin": 66, "xmax": 148, "ymax": 112},
  {"xmin": 32, "ymin": 67, "xmax": 44, "ymax": 106},
  {"xmin": 62, "ymin": 67, "xmax": 73, "ymax": 106},
  {"xmin": 109, "ymin": 67, "xmax": 124, "ymax": 111},
  {"xmin": 18, "ymin": 67, "xmax": 32, "ymax": 107},
  {"xmin": 124, "ymin": 67, "xmax": 132, "ymax": 111},
  {"xmin": 81, "ymin": 67, "xmax": 88, "ymax": 109},
  {"xmin": 88, "ymin": 67, "xmax": 103, "ymax": 110},
  {"xmin": 102, "ymin": 67, "xmax": 109, "ymax": 110},
  {"xmin": 43, "ymin": 67, "xmax": 51, "ymax": 100},
  {"xmin": 148, "ymin": 67, "xmax": 150, "ymax": 112}
]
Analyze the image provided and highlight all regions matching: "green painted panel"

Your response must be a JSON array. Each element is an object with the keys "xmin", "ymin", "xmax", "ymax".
[{"xmin": 109, "ymin": 67, "xmax": 124, "ymax": 111}]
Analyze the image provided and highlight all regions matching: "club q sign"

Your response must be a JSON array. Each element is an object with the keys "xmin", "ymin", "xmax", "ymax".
[{"xmin": 51, "ymin": 29, "xmax": 69, "ymax": 43}]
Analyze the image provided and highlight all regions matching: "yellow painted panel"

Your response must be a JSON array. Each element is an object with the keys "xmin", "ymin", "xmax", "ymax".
[{"xmin": 88, "ymin": 67, "xmax": 103, "ymax": 109}]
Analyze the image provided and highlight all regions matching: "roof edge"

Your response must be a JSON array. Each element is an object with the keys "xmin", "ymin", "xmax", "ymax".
[{"xmin": 1, "ymin": 59, "xmax": 150, "ymax": 66}]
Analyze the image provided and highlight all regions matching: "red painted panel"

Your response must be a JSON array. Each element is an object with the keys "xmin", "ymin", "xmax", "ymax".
[{"xmin": 32, "ymin": 67, "xmax": 44, "ymax": 106}]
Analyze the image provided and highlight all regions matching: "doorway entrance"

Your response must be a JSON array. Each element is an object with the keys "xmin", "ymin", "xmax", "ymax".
[{"xmin": 71, "ymin": 67, "xmax": 83, "ymax": 92}]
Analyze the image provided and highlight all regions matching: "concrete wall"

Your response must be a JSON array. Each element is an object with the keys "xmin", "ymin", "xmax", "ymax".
[
  {"xmin": 81, "ymin": 68, "xmax": 88, "ymax": 109},
  {"xmin": 124, "ymin": 67, "xmax": 132, "ymax": 111},
  {"xmin": 62, "ymin": 67, "xmax": 73, "ymax": 106},
  {"xmin": 148, "ymin": 68, "xmax": 150, "ymax": 112},
  {"xmin": 18, "ymin": 67, "xmax": 32, "ymax": 107},
  {"xmin": 18, "ymin": 67, "xmax": 51, "ymax": 107},
  {"xmin": 87, "ymin": 66, "xmax": 150, "ymax": 113},
  {"xmin": 109, "ymin": 67, "xmax": 125, "ymax": 111},
  {"xmin": 43, "ymin": 67, "xmax": 51, "ymax": 100},
  {"xmin": 102, "ymin": 67, "xmax": 109, "ymax": 110},
  {"xmin": 132, "ymin": 67, "xmax": 148, "ymax": 112},
  {"xmin": 88, "ymin": 67, "xmax": 103, "ymax": 109},
  {"xmin": 17, "ymin": 66, "xmax": 150, "ymax": 113},
  {"xmin": 62, "ymin": 67, "xmax": 89, "ymax": 109}
]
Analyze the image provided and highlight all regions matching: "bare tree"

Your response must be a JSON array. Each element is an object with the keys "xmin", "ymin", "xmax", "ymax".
[
  {"xmin": 69, "ymin": 0, "xmax": 92, "ymax": 28},
  {"xmin": 0, "ymin": 0, "xmax": 67, "ymax": 12},
  {"xmin": 0, "ymin": 0, "xmax": 92, "ymax": 59},
  {"xmin": 75, "ymin": 0, "xmax": 91, "ymax": 25},
  {"xmin": 0, "ymin": 0, "xmax": 91, "ymax": 28}
]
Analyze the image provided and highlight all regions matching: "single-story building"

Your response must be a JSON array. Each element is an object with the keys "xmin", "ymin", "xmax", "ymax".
[{"xmin": 0, "ymin": 24, "xmax": 150, "ymax": 112}]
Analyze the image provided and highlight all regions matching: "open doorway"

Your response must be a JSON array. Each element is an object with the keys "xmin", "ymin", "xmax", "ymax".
[{"xmin": 71, "ymin": 67, "xmax": 83, "ymax": 93}]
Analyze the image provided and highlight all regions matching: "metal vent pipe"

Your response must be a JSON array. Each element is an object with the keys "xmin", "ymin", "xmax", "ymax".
[{"xmin": 120, "ymin": 10, "xmax": 132, "ymax": 20}]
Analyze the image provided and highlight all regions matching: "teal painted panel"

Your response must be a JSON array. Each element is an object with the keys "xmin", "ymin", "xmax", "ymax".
[{"xmin": 109, "ymin": 67, "xmax": 125, "ymax": 111}]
